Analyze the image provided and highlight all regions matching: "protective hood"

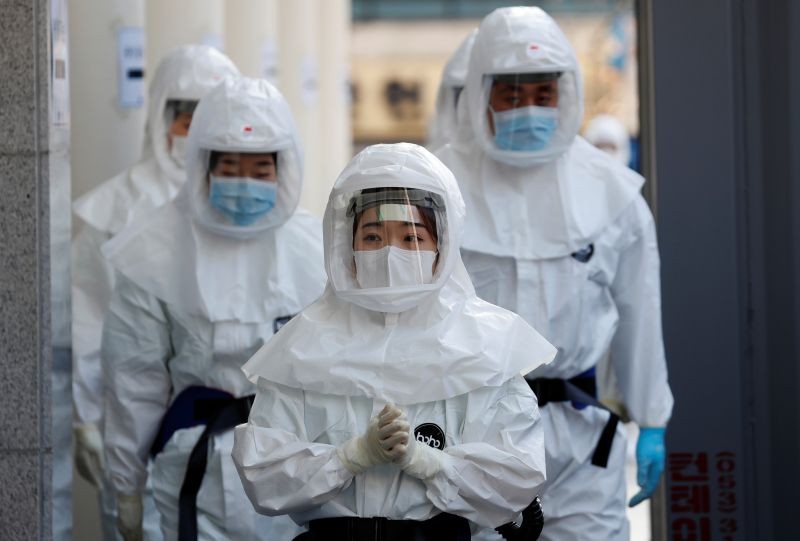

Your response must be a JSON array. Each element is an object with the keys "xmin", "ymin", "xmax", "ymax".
[
  {"xmin": 177, "ymin": 77, "xmax": 304, "ymax": 239},
  {"xmin": 241, "ymin": 143, "xmax": 556, "ymax": 405},
  {"xmin": 438, "ymin": 7, "xmax": 644, "ymax": 259},
  {"xmin": 427, "ymin": 29, "xmax": 477, "ymax": 151},
  {"xmin": 584, "ymin": 114, "xmax": 632, "ymax": 166},
  {"xmin": 143, "ymin": 45, "xmax": 240, "ymax": 185},
  {"xmin": 72, "ymin": 158, "xmax": 176, "ymax": 235},
  {"xmin": 460, "ymin": 6, "xmax": 583, "ymax": 167},
  {"xmin": 325, "ymin": 143, "xmax": 462, "ymax": 314},
  {"xmin": 102, "ymin": 78, "xmax": 325, "ymax": 323}
]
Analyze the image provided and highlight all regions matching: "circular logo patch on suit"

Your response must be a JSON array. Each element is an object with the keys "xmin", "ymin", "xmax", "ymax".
[{"xmin": 414, "ymin": 423, "xmax": 446, "ymax": 450}]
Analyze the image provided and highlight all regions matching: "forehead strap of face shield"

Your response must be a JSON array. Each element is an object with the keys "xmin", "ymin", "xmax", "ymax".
[
  {"xmin": 492, "ymin": 71, "xmax": 562, "ymax": 84},
  {"xmin": 346, "ymin": 187, "xmax": 445, "ymax": 218},
  {"xmin": 165, "ymin": 99, "xmax": 199, "ymax": 117}
]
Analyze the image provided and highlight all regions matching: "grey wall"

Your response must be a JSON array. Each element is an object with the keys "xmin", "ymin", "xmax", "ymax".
[
  {"xmin": 651, "ymin": 0, "xmax": 800, "ymax": 539},
  {"xmin": 0, "ymin": 0, "xmax": 54, "ymax": 538},
  {"xmin": 752, "ymin": 0, "xmax": 800, "ymax": 536}
]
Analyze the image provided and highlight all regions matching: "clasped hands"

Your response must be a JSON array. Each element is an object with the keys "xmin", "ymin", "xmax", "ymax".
[{"xmin": 337, "ymin": 404, "xmax": 442, "ymax": 479}]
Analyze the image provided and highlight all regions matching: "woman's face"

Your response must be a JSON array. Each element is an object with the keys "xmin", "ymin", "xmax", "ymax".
[
  {"xmin": 353, "ymin": 205, "xmax": 437, "ymax": 252},
  {"xmin": 211, "ymin": 152, "xmax": 277, "ymax": 181}
]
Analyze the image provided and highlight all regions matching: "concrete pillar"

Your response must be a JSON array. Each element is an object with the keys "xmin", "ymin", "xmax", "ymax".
[
  {"xmin": 225, "ymin": 0, "xmax": 279, "ymax": 83},
  {"xmin": 0, "ymin": 0, "xmax": 58, "ymax": 538},
  {"xmin": 68, "ymin": 0, "xmax": 146, "ymax": 201},
  {"xmin": 278, "ymin": 0, "xmax": 323, "ymax": 215},
  {"xmin": 316, "ymin": 0, "xmax": 353, "ymax": 214},
  {"xmin": 145, "ymin": 0, "xmax": 224, "ymax": 76}
]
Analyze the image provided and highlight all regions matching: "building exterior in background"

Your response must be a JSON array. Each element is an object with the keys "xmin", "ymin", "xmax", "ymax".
[{"xmin": 350, "ymin": 0, "xmax": 637, "ymax": 145}]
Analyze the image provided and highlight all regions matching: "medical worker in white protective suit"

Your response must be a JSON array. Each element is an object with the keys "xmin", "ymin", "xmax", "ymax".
[
  {"xmin": 101, "ymin": 77, "xmax": 326, "ymax": 541},
  {"xmin": 232, "ymin": 142, "xmax": 557, "ymax": 541},
  {"xmin": 584, "ymin": 114, "xmax": 632, "ymax": 168},
  {"xmin": 436, "ymin": 7, "xmax": 674, "ymax": 540},
  {"xmin": 72, "ymin": 45, "xmax": 239, "ymax": 540},
  {"xmin": 427, "ymin": 29, "xmax": 477, "ymax": 150}
]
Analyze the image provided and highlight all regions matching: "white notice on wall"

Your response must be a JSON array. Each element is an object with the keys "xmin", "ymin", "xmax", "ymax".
[
  {"xmin": 50, "ymin": 0, "xmax": 70, "ymax": 126},
  {"xmin": 117, "ymin": 27, "xmax": 145, "ymax": 109}
]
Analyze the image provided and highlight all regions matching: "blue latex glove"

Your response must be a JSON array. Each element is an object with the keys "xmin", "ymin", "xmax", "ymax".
[{"xmin": 629, "ymin": 427, "xmax": 666, "ymax": 507}]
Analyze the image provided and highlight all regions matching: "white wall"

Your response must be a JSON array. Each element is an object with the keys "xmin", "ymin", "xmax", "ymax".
[
  {"xmin": 68, "ymin": 0, "xmax": 146, "ymax": 204},
  {"xmin": 145, "ymin": 0, "xmax": 225, "ymax": 78},
  {"xmin": 224, "ymin": 0, "xmax": 279, "ymax": 81},
  {"xmin": 223, "ymin": 0, "xmax": 352, "ymax": 217}
]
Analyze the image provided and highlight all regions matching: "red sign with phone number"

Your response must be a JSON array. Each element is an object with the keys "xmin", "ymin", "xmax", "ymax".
[{"xmin": 669, "ymin": 451, "xmax": 738, "ymax": 540}]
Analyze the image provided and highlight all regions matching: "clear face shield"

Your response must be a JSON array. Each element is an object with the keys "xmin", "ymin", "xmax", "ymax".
[
  {"xmin": 328, "ymin": 187, "xmax": 447, "ymax": 292},
  {"xmin": 484, "ymin": 72, "xmax": 563, "ymax": 152},
  {"xmin": 165, "ymin": 99, "xmax": 199, "ymax": 167},
  {"xmin": 204, "ymin": 150, "xmax": 280, "ymax": 227}
]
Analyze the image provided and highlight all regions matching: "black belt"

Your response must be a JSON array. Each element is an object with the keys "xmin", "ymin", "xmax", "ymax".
[
  {"xmin": 299, "ymin": 512, "xmax": 471, "ymax": 541},
  {"xmin": 177, "ymin": 393, "xmax": 254, "ymax": 541},
  {"xmin": 528, "ymin": 376, "xmax": 619, "ymax": 468}
]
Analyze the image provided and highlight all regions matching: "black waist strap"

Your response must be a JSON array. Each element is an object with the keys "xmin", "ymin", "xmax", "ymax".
[
  {"xmin": 305, "ymin": 513, "xmax": 470, "ymax": 541},
  {"xmin": 528, "ymin": 377, "xmax": 619, "ymax": 468},
  {"xmin": 177, "ymin": 392, "xmax": 254, "ymax": 541},
  {"xmin": 150, "ymin": 386, "xmax": 238, "ymax": 458}
]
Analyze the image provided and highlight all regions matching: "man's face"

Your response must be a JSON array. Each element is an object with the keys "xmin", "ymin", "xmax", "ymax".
[{"xmin": 487, "ymin": 80, "xmax": 559, "ymax": 134}]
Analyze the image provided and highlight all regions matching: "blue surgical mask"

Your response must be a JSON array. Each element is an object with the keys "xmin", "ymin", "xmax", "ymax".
[
  {"xmin": 208, "ymin": 176, "xmax": 277, "ymax": 226},
  {"xmin": 491, "ymin": 105, "xmax": 559, "ymax": 151}
]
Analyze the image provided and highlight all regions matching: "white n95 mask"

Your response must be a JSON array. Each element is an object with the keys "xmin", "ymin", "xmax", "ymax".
[{"xmin": 354, "ymin": 246, "xmax": 437, "ymax": 289}]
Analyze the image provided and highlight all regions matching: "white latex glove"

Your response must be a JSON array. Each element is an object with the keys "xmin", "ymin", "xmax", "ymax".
[
  {"xmin": 117, "ymin": 492, "xmax": 144, "ymax": 541},
  {"xmin": 395, "ymin": 425, "xmax": 444, "ymax": 480},
  {"xmin": 74, "ymin": 423, "xmax": 105, "ymax": 488},
  {"xmin": 337, "ymin": 404, "xmax": 410, "ymax": 474}
]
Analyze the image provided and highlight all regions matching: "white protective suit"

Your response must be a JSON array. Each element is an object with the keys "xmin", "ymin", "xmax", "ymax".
[
  {"xmin": 427, "ymin": 29, "xmax": 477, "ymax": 150},
  {"xmin": 232, "ymin": 143, "xmax": 557, "ymax": 537},
  {"xmin": 101, "ymin": 77, "xmax": 326, "ymax": 541},
  {"xmin": 584, "ymin": 114, "xmax": 632, "ymax": 167},
  {"xmin": 436, "ymin": 7, "xmax": 674, "ymax": 540},
  {"xmin": 72, "ymin": 45, "xmax": 239, "ymax": 540},
  {"xmin": 584, "ymin": 114, "xmax": 633, "ymax": 415}
]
